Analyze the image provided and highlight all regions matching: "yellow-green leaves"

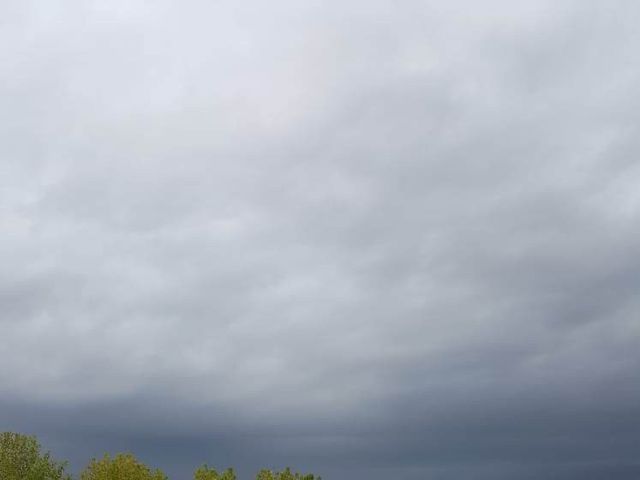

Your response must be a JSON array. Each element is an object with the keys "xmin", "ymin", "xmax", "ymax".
[
  {"xmin": 194, "ymin": 464, "xmax": 236, "ymax": 480},
  {"xmin": 197, "ymin": 465, "xmax": 319, "ymax": 480},
  {"xmin": 255, "ymin": 467, "xmax": 320, "ymax": 480},
  {"xmin": 0, "ymin": 432, "xmax": 71, "ymax": 480},
  {"xmin": 80, "ymin": 453, "xmax": 167, "ymax": 480},
  {"xmin": 2, "ymin": 431, "xmax": 321, "ymax": 480}
]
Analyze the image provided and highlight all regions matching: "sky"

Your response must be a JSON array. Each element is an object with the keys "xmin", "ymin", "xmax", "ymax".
[{"xmin": 1, "ymin": 1, "xmax": 640, "ymax": 479}]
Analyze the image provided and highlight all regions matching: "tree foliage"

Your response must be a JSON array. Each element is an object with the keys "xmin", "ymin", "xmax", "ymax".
[
  {"xmin": 255, "ymin": 467, "xmax": 320, "ymax": 480},
  {"xmin": 80, "ymin": 453, "xmax": 168, "ymax": 480},
  {"xmin": 2, "ymin": 431, "xmax": 321, "ymax": 480},
  {"xmin": 194, "ymin": 464, "xmax": 236, "ymax": 480},
  {"xmin": 0, "ymin": 431, "xmax": 71, "ymax": 480}
]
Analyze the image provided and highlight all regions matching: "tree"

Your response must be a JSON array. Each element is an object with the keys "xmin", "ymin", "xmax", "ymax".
[
  {"xmin": 80, "ymin": 453, "xmax": 167, "ymax": 480},
  {"xmin": 0, "ymin": 431, "xmax": 71, "ymax": 480},
  {"xmin": 255, "ymin": 467, "xmax": 320, "ymax": 480},
  {"xmin": 194, "ymin": 464, "xmax": 236, "ymax": 480}
]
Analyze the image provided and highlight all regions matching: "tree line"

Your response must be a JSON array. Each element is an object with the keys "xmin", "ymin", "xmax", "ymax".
[{"xmin": 0, "ymin": 432, "xmax": 320, "ymax": 480}]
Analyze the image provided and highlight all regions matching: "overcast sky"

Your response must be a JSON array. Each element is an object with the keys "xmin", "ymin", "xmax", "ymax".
[{"xmin": 2, "ymin": 1, "xmax": 640, "ymax": 479}]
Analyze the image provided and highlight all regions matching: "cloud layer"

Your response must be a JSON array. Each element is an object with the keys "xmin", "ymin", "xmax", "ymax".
[{"xmin": 2, "ymin": 1, "xmax": 640, "ymax": 478}]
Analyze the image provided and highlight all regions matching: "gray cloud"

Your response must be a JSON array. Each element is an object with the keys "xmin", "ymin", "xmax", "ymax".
[{"xmin": 2, "ymin": 1, "xmax": 640, "ymax": 479}]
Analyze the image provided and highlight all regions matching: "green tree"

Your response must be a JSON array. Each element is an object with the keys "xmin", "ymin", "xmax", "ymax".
[
  {"xmin": 0, "ymin": 431, "xmax": 71, "ymax": 480},
  {"xmin": 194, "ymin": 464, "xmax": 236, "ymax": 480},
  {"xmin": 255, "ymin": 467, "xmax": 320, "ymax": 480},
  {"xmin": 80, "ymin": 453, "xmax": 167, "ymax": 480}
]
